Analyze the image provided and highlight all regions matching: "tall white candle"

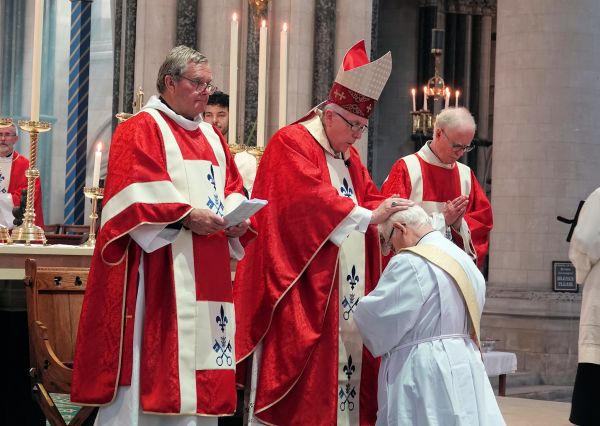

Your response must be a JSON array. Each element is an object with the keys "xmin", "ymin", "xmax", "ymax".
[
  {"xmin": 444, "ymin": 88, "xmax": 450, "ymax": 109},
  {"xmin": 228, "ymin": 13, "xmax": 239, "ymax": 145},
  {"xmin": 422, "ymin": 86, "xmax": 428, "ymax": 112},
  {"xmin": 256, "ymin": 20, "xmax": 268, "ymax": 148},
  {"xmin": 92, "ymin": 142, "xmax": 102, "ymax": 188},
  {"xmin": 278, "ymin": 22, "xmax": 288, "ymax": 129},
  {"xmin": 411, "ymin": 88, "xmax": 416, "ymax": 112},
  {"xmin": 31, "ymin": 0, "xmax": 45, "ymax": 121},
  {"xmin": 455, "ymin": 90, "xmax": 460, "ymax": 107}
]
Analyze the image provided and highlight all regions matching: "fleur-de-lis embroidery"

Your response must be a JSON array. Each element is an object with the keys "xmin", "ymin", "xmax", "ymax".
[
  {"xmin": 207, "ymin": 164, "xmax": 217, "ymax": 191},
  {"xmin": 212, "ymin": 337, "xmax": 233, "ymax": 366},
  {"xmin": 346, "ymin": 265, "xmax": 359, "ymax": 291},
  {"xmin": 340, "ymin": 178, "xmax": 354, "ymax": 198},
  {"xmin": 215, "ymin": 305, "xmax": 228, "ymax": 332},
  {"xmin": 341, "ymin": 294, "xmax": 360, "ymax": 320},
  {"xmin": 343, "ymin": 355, "xmax": 356, "ymax": 380}
]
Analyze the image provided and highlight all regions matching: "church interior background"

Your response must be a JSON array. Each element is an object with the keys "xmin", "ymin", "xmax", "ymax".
[{"xmin": 2, "ymin": 0, "xmax": 600, "ymax": 420}]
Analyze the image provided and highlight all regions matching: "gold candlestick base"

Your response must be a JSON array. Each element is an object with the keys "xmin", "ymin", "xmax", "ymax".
[
  {"xmin": 11, "ymin": 120, "xmax": 51, "ymax": 245},
  {"xmin": 82, "ymin": 186, "xmax": 104, "ymax": 247},
  {"xmin": 115, "ymin": 112, "xmax": 133, "ymax": 123},
  {"xmin": 247, "ymin": 146, "xmax": 265, "ymax": 164},
  {"xmin": 0, "ymin": 226, "xmax": 12, "ymax": 245},
  {"xmin": 228, "ymin": 143, "xmax": 247, "ymax": 155},
  {"xmin": 0, "ymin": 117, "xmax": 13, "ymax": 128}
]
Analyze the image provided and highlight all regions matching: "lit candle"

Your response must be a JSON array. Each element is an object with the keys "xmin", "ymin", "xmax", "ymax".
[
  {"xmin": 31, "ymin": 0, "xmax": 45, "ymax": 121},
  {"xmin": 229, "ymin": 13, "xmax": 239, "ymax": 145},
  {"xmin": 455, "ymin": 90, "xmax": 460, "ymax": 107},
  {"xmin": 411, "ymin": 88, "xmax": 416, "ymax": 112},
  {"xmin": 445, "ymin": 87, "xmax": 450, "ymax": 109},
  {"xmin": 423, "ymin": 86, "xmax": 428, "ymax": 112},
  {"xmin": 256, "ymin": 20, "xmax": 268, "ymax": 148},
  {"xmin": 92, "ymin": 142, "xmax": 102, "ymax": 188},
  {"xmin": 278, "ymin": 22, "xmax": 289, "ymax": 129}
]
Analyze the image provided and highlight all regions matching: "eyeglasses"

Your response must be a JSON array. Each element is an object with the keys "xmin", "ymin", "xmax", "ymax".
[
  {"xmin": 177, "ymin": 75, "xmax": 218, "ymax": 94},
  {"xmin": 333, "ymin": 111, "xmax": 368, "ymax": 134},
  {"xmin": 441, "ymin": 128, "xmax": 475, "ymax": 152},
  {"xmin": 379, "ymin": 227, "xmax": 395, "ymax": 250}
]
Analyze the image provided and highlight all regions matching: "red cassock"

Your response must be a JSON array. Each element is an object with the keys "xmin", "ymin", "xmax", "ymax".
[
  {"xmin": 381, "ymin": 147, "xmax": 492, "ymax": 267},
  {"xmin": 71, "ymin": 110, "xmax": 245, "ymax": 415},
  {"xmin": 8, "ymin": 151, "xmax": 44, "ymax": 226},
  {"xmin": 234, "ymin": 123, "xmax": 383, "ymax": 425}
]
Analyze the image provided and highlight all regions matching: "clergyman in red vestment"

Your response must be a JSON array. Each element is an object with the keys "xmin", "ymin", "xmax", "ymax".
[
  {"xmin": 381, "ymin": 107, "xmax": 493, "ymax": 267},
  {"xmin": 71, "ymin": 46, "xmax": 249, "ymax": 425},
  {"xmin": 233, "ymin": 41, "xmax": 413, "ymax": 426}
]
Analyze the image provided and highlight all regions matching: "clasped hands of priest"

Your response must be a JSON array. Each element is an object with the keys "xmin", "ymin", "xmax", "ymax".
[
  {"xmin": 181, "ymin": 208, "xmax": 249, "ymax": 237},
  {"xmin": 443, "ymin": 194, "xmax": 468, "ymax": 230}
]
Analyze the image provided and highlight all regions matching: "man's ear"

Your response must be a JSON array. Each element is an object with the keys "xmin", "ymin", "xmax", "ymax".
[
  {"xmin": 164, "ymin": 75, "xmax": 176, "ymax": 92},
  {"xmin": 393, "ymin": 222, "xmax": 407, "ymax": 234}
]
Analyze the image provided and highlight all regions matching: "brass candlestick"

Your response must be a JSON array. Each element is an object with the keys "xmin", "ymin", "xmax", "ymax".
[
  {"xmin": 0, "ymin": 226, "xmax": 11, "ymax": 244},
  {"xmin": 115, "ymin": 87, "xmax": 144, "ymax": 124},
  {"xmin": 11, "ymin": 120, "xmax": 51, "ymax": 245},
  {"xmin": 82, "ymin": 186, "xmax": 104, "ymax": 247}
]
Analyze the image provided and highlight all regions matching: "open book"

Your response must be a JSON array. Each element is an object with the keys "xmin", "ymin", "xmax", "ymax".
[{"xmin": 224, "ymin": 199, "xmax": 268, "ymax": 227}]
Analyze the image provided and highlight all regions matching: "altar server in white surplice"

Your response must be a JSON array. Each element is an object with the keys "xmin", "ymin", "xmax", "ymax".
[{"xmin": 354, "ymin": 205, "xmax": 505, "ymax": 426}]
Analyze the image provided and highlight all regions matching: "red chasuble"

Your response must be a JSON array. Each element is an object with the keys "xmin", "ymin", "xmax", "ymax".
[
  {"xmin": 381, "ymin": 146, "xmax": 492, "ymax": 267},
  {"xmin": 234, "ymin": 123, "xmax": 383, "ymax": 425},
  {"xmin": 8, "ymin": 151, "xmax": 44, "ymax": 226},
  {"xmin": 71, "ymin": 110, "xmax": 245, "ymax": 415}
]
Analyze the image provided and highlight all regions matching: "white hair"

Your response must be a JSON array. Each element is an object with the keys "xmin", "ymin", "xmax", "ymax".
[
  {"xmin": 434, "ymin": 107, "xmax": 476, "ymax": 133},
  {"xmin": 378, "ymin": 205, "xmax": 431, "ymax": 249}
]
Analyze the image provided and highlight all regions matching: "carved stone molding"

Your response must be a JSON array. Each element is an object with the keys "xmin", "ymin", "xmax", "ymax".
[{"xmin": 484, "ymin": 288, "xmax": 581, "ymax": 320}]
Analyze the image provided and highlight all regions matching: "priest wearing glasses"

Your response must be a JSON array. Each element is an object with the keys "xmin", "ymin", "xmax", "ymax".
[
  {"xmin": 233, "ymin": 40, "xmax": 412, "ymax": 425},
  {"xmin": 381, "ymin": 107, "xmax": 493, "ymax": 267}
]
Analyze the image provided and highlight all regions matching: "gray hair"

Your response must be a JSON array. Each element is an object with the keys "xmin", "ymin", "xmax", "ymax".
[
  {"xmin": 378, "ymin": 205, "xmax": 431, "ymax": 249},
  {"xmin": 434, "ymin": 107, "xmax": 476, "ymax": 133},
  {"xmin": 156, "ymin": 45, "xmax": 208, "ymax": 93}
]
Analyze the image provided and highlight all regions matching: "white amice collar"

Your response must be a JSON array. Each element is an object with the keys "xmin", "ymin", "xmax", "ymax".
[
  {"xmin": 417, "ymin": 141, "xmax": 455, "ymax": 170},
  {"xmin": 143, "ymin": 95, "xmax": 203, "ymax": 131},
  {"xmin": 300, "ymin": 110, "xmax": 349, "ymax": 162},
  {"xmin": 0, "ymin": 152, "xmax": 13, "ymax": 163}
]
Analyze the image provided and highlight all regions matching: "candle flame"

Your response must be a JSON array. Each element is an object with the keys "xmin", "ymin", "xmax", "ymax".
[
  {"xmin": 97, "ymin": 142, "xmax": 103, "ymax": 152},
  {"xmin": 445, "ymin": 87, "xmax": 450, "ymax": 96},
  {"xmin": 232, "ymin": 13, "xmax": 237, "ymax": 22},
  {"xmin": 456, "ymin": 90, "xmax": 460, "ymax": 97},
  {"xmin": 262, "ymin": 20, "xmax": 266, "ymax": 28},
  {"xmin": 411, "ymin": 88, "xmax": 416, "ymax": 95},
  {"xmin": 423, "ymin": 85, "xmax": 428, "ymax": 94},
  {"xmin": 283, "ymin": 22, "xmax": 288, "ymax": 31}
]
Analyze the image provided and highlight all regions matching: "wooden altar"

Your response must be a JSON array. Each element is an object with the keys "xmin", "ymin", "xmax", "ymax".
[{"xmin": 0, "ymin": 244, "xmax": 93, "ymax": 280}]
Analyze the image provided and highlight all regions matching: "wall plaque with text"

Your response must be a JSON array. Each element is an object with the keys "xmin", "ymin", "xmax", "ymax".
[{"xmin": 552, "ymin": 261, "xmax": 578, "ymax": 292}]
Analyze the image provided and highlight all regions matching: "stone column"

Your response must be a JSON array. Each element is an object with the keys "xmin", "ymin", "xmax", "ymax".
[
  {"xmin": 312, "ymin": 0, "xmax": 335, "ymax": 107},
  {"xmin": 176, "ymin": 0, "xmax": 197, "ymax": 48},
  {"xmin": 484, "ymin": 0, "xmax": 600, "ymax": 385},
  {"xmin": 134, "ymin": 0, "xmax": 177, "ymax": 102},
  {"xmin": 475, "ymin": 8, "xmax": 492, "ymax": 186},
  {"xmin": 335, "ymin": 0, "xmax": 373, "ymax": 162}
]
